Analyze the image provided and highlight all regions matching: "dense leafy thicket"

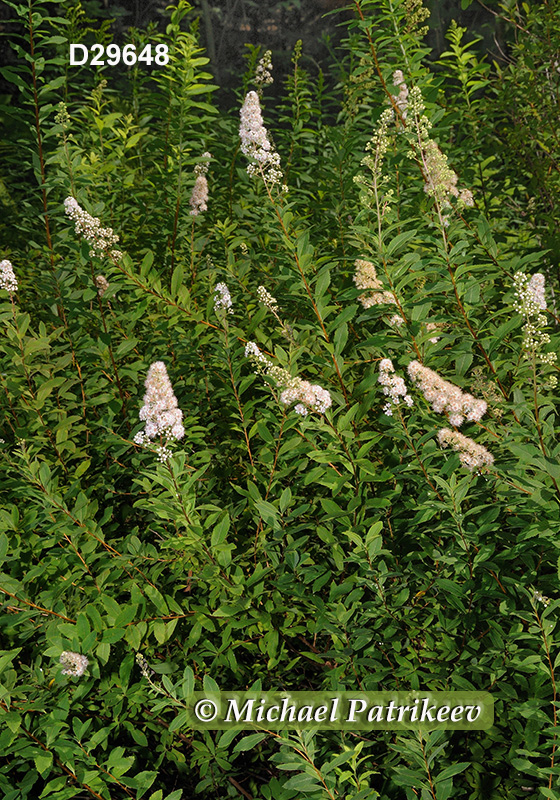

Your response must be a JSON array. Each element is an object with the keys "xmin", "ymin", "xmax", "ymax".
[{"xmin": 1, "ymin": 1, "xmax": 560, "ymax": 798}]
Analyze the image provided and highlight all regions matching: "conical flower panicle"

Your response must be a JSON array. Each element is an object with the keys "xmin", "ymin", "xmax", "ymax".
[
  {"xmin": 239, "ymin": 91, "xmax": 284, "ymax": 187},
  {"xmin": 135, "ymin": 362, "xmax": 184, "ymax": 452},
  {"xmin": 189, "ymin": 152, "xmax": 211, "ymax": 216}
]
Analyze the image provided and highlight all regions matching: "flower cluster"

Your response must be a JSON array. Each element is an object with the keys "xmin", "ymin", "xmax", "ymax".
[
  {"xmin": 422, "ymin": 139, "xmax": 459, "ymax": 206},
  {"xmin": 239, "ymin": 91, "xmax": 284, "ymax": 187},
  {"xmin": 513, "ymin": 272, "xmax": 555, "ymax": 367},
  {"xmin": 405, "ymin": 87, "xmax": 473, "ymax": 213},
  {"xmin": 378, "ymin": 358, "xmax": 413, "ymax": 415},
  {"xmin": 60, "ymin": 651, "xmax": 89, "ymax": 677},
  {"xmin": 407, "ymin": 360, "xmax": 487, "ymax": 427},
  {"xmin": 64, "ymin": 197, "xmax": 121, "ymax": 260},
  {"xmin": 134, "ymin": 362, "xmax": 184, "ymax": 449},
  {"xmin": 362, "ymin": 108, "xmax": 394, "ymax": 179},
  {"xmin": 214, "ymin": 282, "xmax": 233, "ymax": 315},
  {"xmin": 244, "ymin": 341, "xmax": 272, "ymax": 373},
  {"xmin": 156, "ymin": 445, "xmax": 172, "ymax": 463},
  {"xmin": 95, "ymin": 275, "xmax": 109, "ymax": 297},
  {"xmin": 534, "ymin": 589, "xmax": 551, "ymax": 607},
  {"xmin": 527, "ymin": 273, "xmax": 546, "ymax": 310},
  {"xmin": 0, "ymin": 259, "xmax": 18, "ymax": 293},
  {"xmin": 257, "ymin": 285, "xmax": 278, "ymax": 312},
  {"xmin": 189, "ymin": 152, "xmax": 211, "ymax": 217},
  {"xmin": 136, "ymin": 652, "xmax": 155, "ymax": 678},
  {"xmin": 514, "ymin": 271, "xmax": 547, "ymax": 316},
  {"xmin": 437, "ymin": 428, "xmax": 494, "ymax": 471},
  {"xmin": 361, "ymin": 292, "xmax": 396, "ymax": 309},
  {"xmin": 353, "ymin": 259, "xmax": 397, "ymax": 310},
  {"xmin": 189, "ymin": 175, "xmax": 208, "ymax": 216},
  {"xmin": 425, "ymin": 321, "xmax": 444, "ymax": 343},
  {"xmin": 354, "ymin": 108, "xmax": 394, "ymax": 216},
  {"xmin": 245, "ymin": 342, "xmax": 332, "ymax": 417},
  {"xmin": 353, "ymin": 259, "xmax": 379, "ymax": 292},
  {"xmin": 404, "ymin": 0, "xmax": 430, "ymax": 36},
  {"xmin": 458, "ymin": 188, "xmax": 474, "ymax": 208},
  {"xmin": 54, "ymin": 101, "xmax": 71, "ymax": 133},
  {"xmin": 280, "ymin": 381, "xmax": 332, "ymax": 417},
  {"xmin": 391, "ymin": 69, "xmax": 409, "ymax": 118},
  {"xmin": 254, "ymin": 50, "xmax": 273, "ymax": 91}
]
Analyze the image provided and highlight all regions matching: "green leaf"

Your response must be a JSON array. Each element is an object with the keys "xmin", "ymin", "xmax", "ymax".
[
  {"xmin": 203, "ymin": 674, "xmax": 219, "ymax": 693},
  {"xmin": 211, "ymin": 513, "xmax": 230, "ymax": 546},
  {"xmin": 171, "ymin": 266, "xmax": 184, "ymax": 297},
  {"xmin": 0, "ymin": 649, "xmax": 21, "ymax": 675},
  {"xmin": 283, "ymin": 773, "xmax": 322, "ymax": 791},
  {"xmin": 34, "ymin": 751, "xmax": 53, "ymax": 776},
  {"xmin": 233, "ymin": 732, "xmax": 267, "ymax": 753},
  {"xmin": 435, "ymin": 762, "xmax": 470, "ymax": 782}
]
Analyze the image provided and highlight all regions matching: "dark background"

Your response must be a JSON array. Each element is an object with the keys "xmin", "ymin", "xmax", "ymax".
[{"xmin": 0, "ymin": 0, "xmax": 507, "ymax": 105}]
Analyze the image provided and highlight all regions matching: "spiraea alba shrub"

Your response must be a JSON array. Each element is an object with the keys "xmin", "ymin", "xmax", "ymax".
[{"xmin": 0, "ymin": 0, "xmax": 559, "ymax": 798}]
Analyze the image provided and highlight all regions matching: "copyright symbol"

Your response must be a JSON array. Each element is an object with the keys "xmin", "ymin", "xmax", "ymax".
[{"xmin": 194, "ymin": 699, "xmax": 218, "ymax": 722}]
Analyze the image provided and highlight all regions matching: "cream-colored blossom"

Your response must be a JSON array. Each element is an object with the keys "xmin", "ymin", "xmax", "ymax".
[
  {"xmin": 136, "ymin": 361, "xmax": 184, "ymax": 444},
  {"xmin": 353, "ymin": 259, "xmax": 381, "ymax": 292},
  {"xmin": 189, "ymin": 153, "xmax": 211, "ymax": 216},
  {"xmin": 391, "ymin": 69, "xmax": 409, "ymax": 118},
  {"xmin": 437, "ymin": 428, "xmax": 493, "ymax": 471},
  {"xmin": 0, "ymin": 259, "xmax": 18, "ymax": 293},
  {"xmin": 60, "ymin": 651, "xmax": 89, "ymax": 677},
  {"xmin": 245, "ymin": 342, "xmax": 331, "ymax": 416},
  {"xmin": 513, "ymin": 272, "xmax": 554, "ymax": 360},
  {"xmin": 257, "ymin": 285, "xmax": 279, "ymax": 312},
  {"xmin": 378, "ymin": 358, "xmax": 413, "ymax": 415},
  {"xmin": 64, "ymin": 197, "xmax": 120, "ymax": 259},
  {"xmin": 189, "ymin": 175, "xmax": 208, "ymax": 216},
  {"xmin": 406, "ymin": 87, "xmax": 473, "ymax": 210},
  {"xmin": 239, "ymin": 91, "xmax": 284, "ymax": 187},
  {"xmin": 353, "ymin": 259, "xmax": 397, "ymax": 309},
  {"xmin": 422, "ymin": 139, "xmax": 459, "ymax": 206},
  {"xmin": 214, "ymin": 282, "xmax": 233, "ymax": 315},
  {"xmin": 407, "ymin": 360, "xmax": 487, "ymax": 426},
  {"xmin": 254, "ymin": 50, "xmax": 273, "ymax": 90},
  {"xmin": 458, "ymin": 188, "xmax": 474, "ymax": 207},
  {"xmin": 95, "ymin": 275, "xmax": 109, "ymax": 297}
]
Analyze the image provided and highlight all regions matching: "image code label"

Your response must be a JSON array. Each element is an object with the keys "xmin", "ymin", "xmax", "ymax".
[{"xmin": 69, "ymin": 43, "xmax": 169, "ymax": 67}]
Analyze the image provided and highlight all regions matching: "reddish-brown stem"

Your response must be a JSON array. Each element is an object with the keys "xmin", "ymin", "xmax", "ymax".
[
  {"xmin": 0, "ymin": 588, "xmax": 76, "ymax": 622},
  {"xmin": 418, "ymin": 732, "xmax": 438, "ymax": 800}
]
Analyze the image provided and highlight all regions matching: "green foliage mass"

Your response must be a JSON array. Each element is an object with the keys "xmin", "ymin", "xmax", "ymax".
[{"xmin": 0, "ymin": 0, "xmax": 560, "ymax": 798}]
